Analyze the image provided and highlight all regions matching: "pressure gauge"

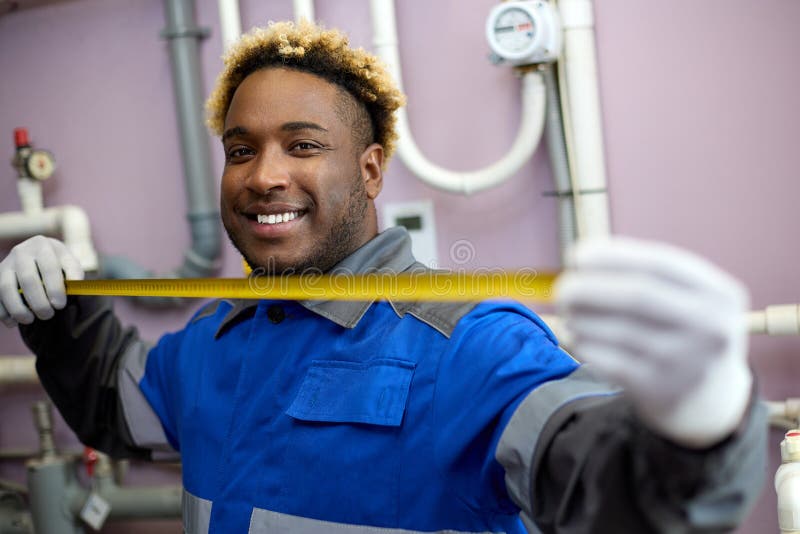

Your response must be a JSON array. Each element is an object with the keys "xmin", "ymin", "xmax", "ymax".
[
  {"xmin": 25, "ymin": 149, "xmax": 56, "ymax": 181},
  {"xmin": 486, "ymin": 1, "xmax": 562, "ymax": 66}
]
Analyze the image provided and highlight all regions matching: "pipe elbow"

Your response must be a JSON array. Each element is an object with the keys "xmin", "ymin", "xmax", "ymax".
[
  {"xmin": 55, "ymin": 205, "xmax": 99, "ymax": 272},
  {"xmin": 178, "ymin": 212, "xmax": 222, "ymax": 278},
  {"xmin": 396, "ymin": 71, "xmax": 546, "ymax": 195}
]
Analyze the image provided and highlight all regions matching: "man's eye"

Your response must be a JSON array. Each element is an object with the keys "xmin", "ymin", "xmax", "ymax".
[
  {"xmin": 291, "ymin": 142, "xmax": 321, "ymax": 152},
  {"xmin": 226, "ymin": 147, "xmax": 254, "ymax": 161}
]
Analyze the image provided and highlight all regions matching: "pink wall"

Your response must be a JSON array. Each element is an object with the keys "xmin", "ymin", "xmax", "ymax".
[{"xmin": 0, "ymin": 0, "xmax": 798, "ymax": 532}]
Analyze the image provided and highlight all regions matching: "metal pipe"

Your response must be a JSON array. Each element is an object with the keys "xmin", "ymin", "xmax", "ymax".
[
  {"xmin": 26, "ymin": 460, "xmax": 84, "ymax": 534},
  {"xmin": 542, "ymin": 64, "xmax": 577, "ymax": 263},
  {"xmin": 101, "ymin": 0, "xmax": 222, "ymax": 306},
  {"xmin": 68, "ymin": 484, "xmax": 182, "ymax": 520}
]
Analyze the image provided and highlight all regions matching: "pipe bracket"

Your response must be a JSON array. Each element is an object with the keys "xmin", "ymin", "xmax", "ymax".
[{"xmin": 160, "ymin": 26, "xmax": 210, "ymax": 40}]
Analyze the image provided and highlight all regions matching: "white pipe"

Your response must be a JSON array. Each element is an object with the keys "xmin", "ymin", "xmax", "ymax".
[
  {"xmin": 370, "ymin": 0, "xmax": 548, "ymax": 195},
  {"xmin": 557, "ymin": 0, "xmax": 611, "ymax": 239},
  {"xmin": 18, "ymin": 178, "xmax": 44, "ymax": 214},
  {"xmin": 0, "ymin": 356, "xmax": 38, "ymax": 387},
  {"xmin": 0, "ymin": 206, "xmax": 99, "ymax": 271},
  {"xmin": 777, "ymin": 432, "xmax": 800, "ymax": 533},
  {"xmin": 293, "ymin": 0, "xmax": 315, "ymax": 22},
  {"xmin": 217, "ymin": 0, "xmax": 242, "ymax": 51},
  {"xmin": 749, "ymin": 305, "xmax": 800, "ymax": 335}
]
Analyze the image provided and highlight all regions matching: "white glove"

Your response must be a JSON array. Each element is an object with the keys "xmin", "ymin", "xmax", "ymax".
[
  {"xmin": 555, "ymin": 236, "xmax": 752, "ymax": 449},
  {"xmin": 0, "ymin": 235, "xmax": 84, "ymax": 328}
]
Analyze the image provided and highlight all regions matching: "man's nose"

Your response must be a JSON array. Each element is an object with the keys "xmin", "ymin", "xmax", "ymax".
[{"xmin": 246, "ymin": 150, "xmax": 291, "ymax": 194}]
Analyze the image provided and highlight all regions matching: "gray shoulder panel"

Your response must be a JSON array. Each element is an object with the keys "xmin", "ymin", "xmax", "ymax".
[
  {"xmin": 495, "ymin": 365, "xmax": 620, "ymax": 514},
  {"xmin": 389, "ymin": 262, "xmax": 478, "ymax": 338},
  {"xmin": 390, "ymin": 299, "xmax": 478, "ymax": 338},
  {"xmin": 117, "ymin": 340, "xmax": 178, "ymax": 456}
]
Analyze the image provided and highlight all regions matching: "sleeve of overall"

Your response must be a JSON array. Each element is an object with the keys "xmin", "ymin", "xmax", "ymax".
[
  {"xmin": 19, "ymin": 295, "xmax": 179, "ymax": 459},
  {"xmin": 432, "ymin": 304, "xmax": 579, "ymax": 515},
  {"xmin": 496, "ymin": 363, "xmax": 768, "ymax": 533}
]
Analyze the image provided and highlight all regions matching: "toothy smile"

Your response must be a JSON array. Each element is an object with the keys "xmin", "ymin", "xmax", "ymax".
[{"xmin": 255, "ymin": 211, "xmax": 302, "ymax": 225}]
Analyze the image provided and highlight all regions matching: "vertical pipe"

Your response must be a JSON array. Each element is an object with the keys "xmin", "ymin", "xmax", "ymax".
[
  {"xmin": 26, "ymin": 461, "xmax": 83, "ymax": 534},
  {"xmin": 217, "ymin": 0, "xmax": 241, "ymax": 51},
  {"xmin": 558, "ymin": 0, "xmax": 611, "ymax": 238},
  {"xmin": 293, "ymin": 0, "xmax": 315, "ymax": 22},
  {"xmin": 542, "ymin": 64, "xmax": 577, "ymax": 262},
  {"xmin": 102, "ymin": 0, "xmax": 222, "ymax": 303},
  {"xmin": 163, "ymin": 0, "xmax": 217, "ymax": 223}
]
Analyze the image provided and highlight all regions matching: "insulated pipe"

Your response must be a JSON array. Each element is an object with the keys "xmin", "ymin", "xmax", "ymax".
[
  {"xmin": 542, "ymin": 64, "xmax": 577, "ymax": 262},
  {"xmin": 293, "ymin": 0, "xmax": 315, "ymax": 22},
  {"xmin": 218, "ymin": 0, "xmax": 241, "ymax": 51},
  {"xmin": 556, "ymin": 0, "xmax": 610, "ymax": 238},
  {"xmin": 369, "ymin": 0, "xmax": 547, "ymax": 195},
  {"xmin": 0, "ymin": 207, "xmax": 98, "ymax": 271},
  {"xmin": 101, "ymin": 0, "xmax": 222, "ymax": 306}
]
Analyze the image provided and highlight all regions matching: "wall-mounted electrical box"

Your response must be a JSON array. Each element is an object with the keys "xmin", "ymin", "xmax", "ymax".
[{"xmin": 381, "ymin": 200, "xmax": 438, "ymax": 268}]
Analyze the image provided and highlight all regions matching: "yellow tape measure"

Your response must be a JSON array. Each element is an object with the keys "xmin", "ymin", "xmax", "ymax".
[{"xmin": 63, "ymin": 271, "xmax": 557, "ymax": 302}]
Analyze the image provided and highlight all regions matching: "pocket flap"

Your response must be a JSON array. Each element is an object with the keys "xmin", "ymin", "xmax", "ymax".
[{"xmin": 286, "ymin": 359, "xmax": 416, "ymax": 427}]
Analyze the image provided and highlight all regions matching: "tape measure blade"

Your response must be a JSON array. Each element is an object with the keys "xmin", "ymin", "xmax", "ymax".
[{"xmin": 63, "ymin": 272, "xmax": 557, "ymax": 302}]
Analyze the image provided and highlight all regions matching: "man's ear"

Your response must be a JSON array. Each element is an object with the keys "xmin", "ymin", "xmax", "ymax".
[{"xmin": 360, "ymin": 143, "xmax": 384, "ymax": 200}]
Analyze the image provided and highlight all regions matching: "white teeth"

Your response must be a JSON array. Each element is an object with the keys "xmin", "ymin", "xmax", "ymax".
[{"xmin": 256, "ymin": 211, "xmax": 301, "ymax": 225}]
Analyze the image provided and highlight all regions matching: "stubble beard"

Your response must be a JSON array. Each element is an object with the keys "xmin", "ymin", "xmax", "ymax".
[{"xmin": 224, "ymin": 175, "xmax": 369, "ymax": 276}]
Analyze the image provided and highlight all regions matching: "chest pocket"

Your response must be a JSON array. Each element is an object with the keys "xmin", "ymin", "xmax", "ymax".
[
  {"xmin": 270, "ymin": 358, "xmax": 416, "ymax": 525},
  {"xmin": 286, "ymin": 358, "xmax": 416, "ymax": 426}
]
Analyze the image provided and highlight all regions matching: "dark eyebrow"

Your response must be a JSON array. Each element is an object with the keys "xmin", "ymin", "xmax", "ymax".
[
  {"xmin": 281, "ymin": 121, "xmax": 328, "ymax": 133},
  {"xmin": 222, "ymin": 126, "xmax": 248, "ymax": 143}
]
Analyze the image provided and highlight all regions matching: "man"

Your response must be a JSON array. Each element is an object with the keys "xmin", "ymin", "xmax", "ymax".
[{"xmin": 0, "ymin": 21, "xmax": 765, "ymax": 533}]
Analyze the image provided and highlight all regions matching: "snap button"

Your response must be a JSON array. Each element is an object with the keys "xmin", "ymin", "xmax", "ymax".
[{"xmin": 266, "ymin": 305, "xmax": 285, "ymax": 324}]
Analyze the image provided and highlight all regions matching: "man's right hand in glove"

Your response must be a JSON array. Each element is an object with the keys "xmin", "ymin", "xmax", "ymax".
[{"xmin": 0, "ymin": 235, "xmax": 84, "ymax": 327}]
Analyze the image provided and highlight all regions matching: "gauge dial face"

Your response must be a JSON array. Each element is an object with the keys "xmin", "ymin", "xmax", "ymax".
[
  {"xmin": 492, "ymin": 7, "xmax": 536, "ymax": 54},
  {"xmin": 26, "ymin": 150, "xmax": 56, "ymax": 181}
]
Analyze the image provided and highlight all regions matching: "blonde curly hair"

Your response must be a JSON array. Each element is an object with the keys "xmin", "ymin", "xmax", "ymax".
[{"xmin": 206, "ymin": 20, "xmax": 406, "ymax": 166}]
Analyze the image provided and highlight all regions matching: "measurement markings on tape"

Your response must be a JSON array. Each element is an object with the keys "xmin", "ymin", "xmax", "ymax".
[{"xmin": 61, "ymin": 272, "xmax": 557, "ymax": 302}]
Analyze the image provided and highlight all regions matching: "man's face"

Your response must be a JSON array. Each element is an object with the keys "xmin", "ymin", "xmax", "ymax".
[{"xmin": 220, "ymin": 67, "xmax": 383, "ymax": 274}]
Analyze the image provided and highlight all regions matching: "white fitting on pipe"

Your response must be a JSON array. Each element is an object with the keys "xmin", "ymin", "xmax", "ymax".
[
  {"xmin": 749, "ymin": 305, "xmax": 800, "ymax": 335},
  {"xmin": 0, "ymin": 206, "xmax": 99, "ymax": 271},
  {"xmin": 218, "ymin": 0, "xmax": 242, "ymax": 51},
  {"xmin": 0, "ymin": 356, "xmax": 38, "ymax": 387},
  {"xmin": 557, "ymin": 0, "xmax": 611, "ymax": 239},
  {"xmin": 370, "ymin": 0, "xmax": 548, "ymax": 195},
  {"xmin": 293, "ymin": 0, "xmax": 315, "ymax": 22}
]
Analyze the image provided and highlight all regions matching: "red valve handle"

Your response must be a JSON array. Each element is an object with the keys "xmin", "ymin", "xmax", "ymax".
[
  {"xmin": 83, "ymin": 446, "xmax": 98, "ymax": 477},
  {"xmin": 13, "ymin": 128, "xmax": 29, "ymax": 148}
]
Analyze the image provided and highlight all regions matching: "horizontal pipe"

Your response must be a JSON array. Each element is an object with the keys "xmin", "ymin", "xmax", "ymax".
[
  {"xmin": 0, "ymin": 356, "xmax": 38, "ymax": 386},
  {"xmin": 0, "ymin": 206, "xmax": 98, "ymax": 271},
  {"xmin": 69, "ymin": 482, "xmax": 182, "ymax": 520},
  {"xmin": 749, "ymin": 305, "xmax": 800, "ymax": 335}
]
